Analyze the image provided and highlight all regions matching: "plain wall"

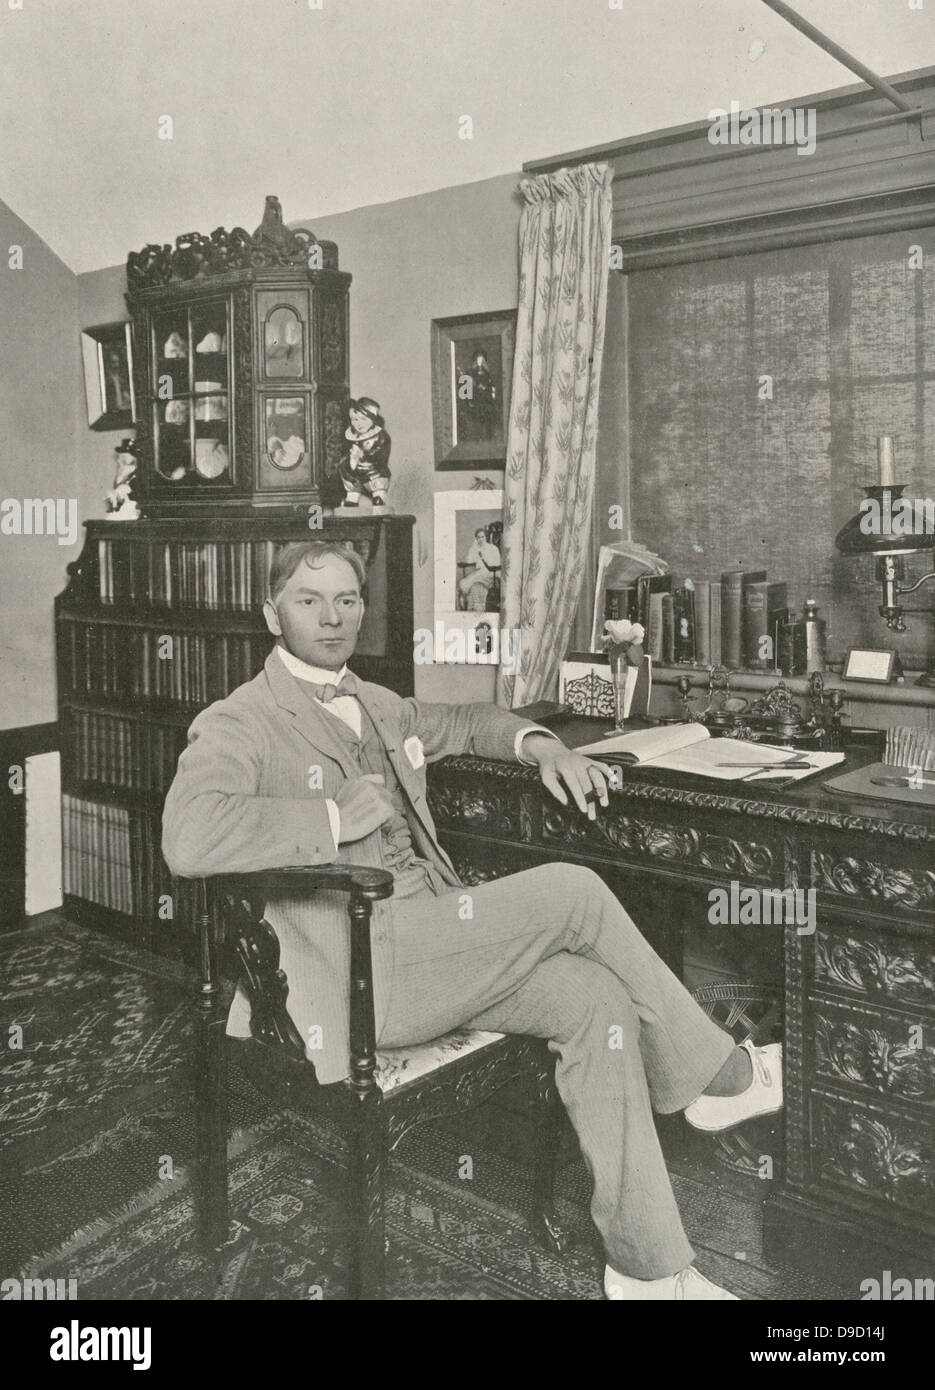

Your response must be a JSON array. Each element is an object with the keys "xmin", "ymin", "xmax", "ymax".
[
  {"xmin": 75, "ymin": 172, "xmax": 524, "ymax": 702},
  {"xmin": 0, "ymin": 198, "xmax": 81, "ymax": 727}
]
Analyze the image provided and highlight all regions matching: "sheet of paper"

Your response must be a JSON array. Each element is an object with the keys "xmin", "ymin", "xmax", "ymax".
[
  {"xmin": 649, "ymin": 739, "xmax": 845, "ymax": 782},
  {"xmin": 578, "ymin": 721, "xmax": 709, "ymax": 762}
]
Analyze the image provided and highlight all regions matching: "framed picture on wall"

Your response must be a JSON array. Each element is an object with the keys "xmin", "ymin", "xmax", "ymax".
[
  {"xmin": 431, "ymin": 310, "xmax": 516, "ymax": 469},
  {"xmin": 432, "ymin": 489, "xmax": 504, "ymax": 664},
  {"xmin": 81, "ymin": 321, "xmax": 136, "ymax": 431}
]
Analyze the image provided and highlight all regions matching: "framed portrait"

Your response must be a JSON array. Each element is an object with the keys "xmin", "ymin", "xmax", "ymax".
[
  {"xmin": 431, "ymin": 310, "xmax": 516, "ymax": 469},
  {"xmin": 432, "ymin": 489, "xmax": 504, "ymax": 664},
  {"xmin": 81, "ymin": 322, "xmax": 136, "ymax": 432}
]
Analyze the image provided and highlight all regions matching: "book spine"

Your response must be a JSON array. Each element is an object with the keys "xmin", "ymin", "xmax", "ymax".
[
  {"xmin": 766, "ymin": 587, "xmax": 789, "ymax": 672},
  {"xmin": 708, "ymin": 584, "xmax": 721, "ymax": 667},
  {"xmin": 743, "ymin": 577, "xmax": 787, "ymax": 671},
  {"xmin": 721, "ymin": 570, "xmax": 744, "ymax": 670},
  {"xmin": 777, "ymin": 612, "xmax": 807, "ymax": 676},
  {"xmin": 648, "ymin": 593, "xmax": 664, "ymax": 663},
  {"xmin": 62, "ymin": 795, "xmax": 72, "ymax": 896},
  {"xmin": 672, "ymin": 586, "xmax": 696, "ymax": 663},
  {"xmin": 742, "ymin": 572, "xmax": 768, "ymax": 670},
  {"xmin": 661, "ymin": 594, "xmax": 675, "ymax": 664},
  {"xmin": 693, "ymin": 581, "xmax": 710, "ymax": 666}
]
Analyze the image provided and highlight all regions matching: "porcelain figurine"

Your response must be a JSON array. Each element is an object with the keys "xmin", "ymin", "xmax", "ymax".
[
  {"xmin": 337, "ymin": 397, "xmax": 391, "ymax": 508},
  {"xmin": 105, "ymin": 438, "xmax": 140, "ymax": 520}
]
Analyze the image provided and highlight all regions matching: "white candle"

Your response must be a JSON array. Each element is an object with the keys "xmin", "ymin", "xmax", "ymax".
[{"xmin": 877, "ymin": 435, "xmax": 896, "ymax": 488}]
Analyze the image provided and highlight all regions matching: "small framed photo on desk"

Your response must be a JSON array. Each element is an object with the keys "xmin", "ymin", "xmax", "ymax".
[{"xmin": 842, "ymin": 648, "xmax": 898, "ymax": 684}]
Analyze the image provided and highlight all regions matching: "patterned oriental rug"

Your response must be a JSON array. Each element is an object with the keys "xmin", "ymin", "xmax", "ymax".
[
  {"xmin": 17, "ymin": 1108, "xmax": 607, "ymax": 1301},
  {"xmin": 1, "ymin": 918, "xmax": 606, "ymax": 1298},
  {"xmin": 1, "ymin": 918, "xmax": 845, "ymax": 1300},
  {"xmin": 0, "ymin": 920, "xmax": 197, "ymax": 1168}
]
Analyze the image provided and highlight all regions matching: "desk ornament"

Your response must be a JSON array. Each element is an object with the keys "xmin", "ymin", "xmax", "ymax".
[
  {"xmin": 104, "ymin": 438, "xmax": 140, "ymax": 520},
  {"xmin": 602, "ymin": 619, "xmax": 651, "ymax": 731},
  {"xmin": 336, "ymin": 397, "xmax": 392, "ymax": 509}
]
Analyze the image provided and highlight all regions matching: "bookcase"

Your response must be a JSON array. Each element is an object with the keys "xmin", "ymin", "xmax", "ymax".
[{"xmin": 55, "ymin": 514, "xmax": 415, "ymax": 959}]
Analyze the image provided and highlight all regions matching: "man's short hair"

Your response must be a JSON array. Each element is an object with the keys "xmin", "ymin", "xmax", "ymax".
[{"xmin": 268, "ymin": 542, "xmax": 367, "ymax": 601}]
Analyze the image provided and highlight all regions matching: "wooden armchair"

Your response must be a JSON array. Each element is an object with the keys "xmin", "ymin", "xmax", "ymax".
[{"xmin": 192, "ymin": 865, "xmax": 568, "ymax": 1300}]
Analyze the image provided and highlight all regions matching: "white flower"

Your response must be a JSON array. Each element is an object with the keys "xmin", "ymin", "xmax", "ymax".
[{"xmin": 603, "ymin": 619, "xmax": 645, "ymax": 648}]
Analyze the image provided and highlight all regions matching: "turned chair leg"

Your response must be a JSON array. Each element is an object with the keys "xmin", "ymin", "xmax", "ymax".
[
  {"xmin": 347, "ymin": 1099, "xmax": 387, "ymax": 1300},
  {"xmin": 530, "ymin": 1070, "xmax": 571, "ymax": 1254},
  {"xmin": 194, "ymin": 887, "xmax": 229, "ymax": 1263},
  {"xmin": 194, "ymin": 1008, "xmax": 230, "ymax": 1256}
]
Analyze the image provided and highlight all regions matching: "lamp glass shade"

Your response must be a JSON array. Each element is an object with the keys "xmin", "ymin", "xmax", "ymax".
[{"xmin": 835, "ymin": 485, "xmax": 934, "ymax": 558}]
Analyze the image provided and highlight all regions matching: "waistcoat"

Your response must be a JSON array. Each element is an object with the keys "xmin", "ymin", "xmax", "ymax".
[{"xmin": 295, "ymin": 680, "xmax": 439, "ymax": 901}]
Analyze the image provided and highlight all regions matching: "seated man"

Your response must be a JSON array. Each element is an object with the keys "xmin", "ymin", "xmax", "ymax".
[{"xmin": 162, "ymin": 541, "xmax": 782, "ymax": 1301}]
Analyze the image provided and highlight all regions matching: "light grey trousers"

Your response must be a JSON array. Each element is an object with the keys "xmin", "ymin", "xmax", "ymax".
[{"xmin": 376, "ymin": 862, "xmax": 734, "ymax": 1279}]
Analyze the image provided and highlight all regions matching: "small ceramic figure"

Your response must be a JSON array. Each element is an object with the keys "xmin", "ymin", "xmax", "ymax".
[
  {"xmin": 105, "ymin": 438, "xmax": 140, "ymax": 519},
  {"xmin": 337, "ymin": 397, "xmax": 391, "ymax": 508},
  {"xmin": 163, "ymin": 331, "xmax": 187, "ymax": 359},
  {"xmin": 195, "ymin": 330, "xmax": 225, "ymax": 354}
]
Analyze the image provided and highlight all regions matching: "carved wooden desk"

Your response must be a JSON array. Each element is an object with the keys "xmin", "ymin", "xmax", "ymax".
[{"xmin": 426, "ymin": 716, "xmax": 935, "ymax": 1270}]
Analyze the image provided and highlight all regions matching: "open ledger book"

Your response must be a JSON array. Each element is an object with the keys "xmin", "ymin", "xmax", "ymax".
[{"xmin": 577, "ymin": 722, "xmax": 845, "ymax": 783}]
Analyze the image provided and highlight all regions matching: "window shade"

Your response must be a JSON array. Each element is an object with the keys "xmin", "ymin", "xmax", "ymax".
[{"xmin": 625, "ymin": 227, "xmax": 935, "ymax": 668}]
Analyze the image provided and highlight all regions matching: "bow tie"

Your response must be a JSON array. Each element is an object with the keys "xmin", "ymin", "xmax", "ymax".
[{"xmin": 311, "ymin": 673, "xmax": 359, "ymax": 703}]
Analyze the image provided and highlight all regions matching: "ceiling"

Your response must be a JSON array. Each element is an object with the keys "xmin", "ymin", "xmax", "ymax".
[{"xmin": 1, "ymin": 0, "xmax": 931, "ymax": 273}]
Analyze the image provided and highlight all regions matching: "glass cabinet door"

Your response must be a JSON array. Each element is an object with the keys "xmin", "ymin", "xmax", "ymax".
[
  {"xmin": 151, "ymin": 299, "xmax": 231, "ymax": 485},
  {"xmin": 263, "ymin": 305, "xmax": 305, "ymax": 379},
  {"xmin": 264, "ymin": 396, "xmax": 307, "ymax": 472},
  {"xmin": 257, "ymin": 290, "xmax": 309, "ymax": 382}
]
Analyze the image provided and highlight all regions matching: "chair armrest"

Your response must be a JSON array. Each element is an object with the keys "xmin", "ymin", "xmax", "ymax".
[
  {"xmin": 221, "ymin": 864, "xmax": 395, "ymax": 905},
  {"xmin": 200, "ymin": 864, "xmax": 394, "ymax": 1093}
]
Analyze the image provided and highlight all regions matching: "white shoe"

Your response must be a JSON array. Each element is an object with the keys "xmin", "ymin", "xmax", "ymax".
[
  {"xmin": 684, "ymin": 1040, "xmax": 783, "ymax": 1133},
  {"xmin": 605, "ymin": 1264, "xmax": 739, "ymax": 1300}
]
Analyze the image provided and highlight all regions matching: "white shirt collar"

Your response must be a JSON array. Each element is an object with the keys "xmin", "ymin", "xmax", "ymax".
[{"xmin": 277, "ymin": 645, "xmax": 348, "ymax": 687}]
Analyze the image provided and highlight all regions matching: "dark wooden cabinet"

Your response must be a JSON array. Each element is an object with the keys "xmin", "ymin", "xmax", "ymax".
[
  {"xmin": 126, "ymin": 211, "xmax": 350, "ymax": 514},
  {"xmin": 427, "ymin": 720, "xmax": 935, "ymax": 1272},
  {"xmin": 55, "ymin": 515, "xmax": 414, "ymax": 959}
]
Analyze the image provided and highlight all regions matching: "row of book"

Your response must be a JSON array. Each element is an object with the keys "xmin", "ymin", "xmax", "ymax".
[
  {"xmin": 65, "ymin": 710, "xmax": 189, "ymax": 794},
  {"xmin": 62, "ymin": 794, "xmax": 135, "ymax": 916},
  {"xmin": 96, "ymin": 536, "xmax": 372, "ymax": 611},
  {"xmin": 63, "ymin": 794, "xmax": 202, "ymax": 929},
  {"xmin": 605, "ymin": 570, "xmax": 788, "ymax": 671},
  {"xmin": 98, "ymin": 538, "xmax": 280, "ymax": 610},
  {"xmin": 60, "ymin": 619, "xmax": 271, "ymax": 706},
  {"xmin": 66, "ymin": 709, "xmax": 142, "ymax": 788}
]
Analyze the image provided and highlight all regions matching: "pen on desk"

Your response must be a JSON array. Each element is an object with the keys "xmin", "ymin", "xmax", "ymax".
[{"xmin": 717, "ymin": 761, "xmax": 816, "ymax": 769}]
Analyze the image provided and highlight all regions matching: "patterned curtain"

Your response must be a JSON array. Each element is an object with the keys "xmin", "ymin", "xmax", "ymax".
[{"xmin": 496, "ymin": 163, "xmax": 613, "ymax": 709}]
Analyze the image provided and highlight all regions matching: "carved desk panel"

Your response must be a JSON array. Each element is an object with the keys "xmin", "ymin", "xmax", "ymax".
[
  {"xmin": 814, "ymin": 921, "xmax": 935, "ymax": 1012},
  {"xmin": 813, "ymin": 998, "xmax": 935, "ymax": 1106},
  {"xmin": 428, "ymin": 721, "xmax": 935, "ymax": 1268}
]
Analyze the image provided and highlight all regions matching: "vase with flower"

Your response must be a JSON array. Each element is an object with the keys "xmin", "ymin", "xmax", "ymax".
[{"xmin": 602, "ymin": 619, "xmax": 646, "ymax": 731}]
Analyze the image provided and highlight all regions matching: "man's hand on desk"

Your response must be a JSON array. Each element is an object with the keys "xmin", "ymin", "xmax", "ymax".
[
  {"xmin": 333, "ymin": 774, "xmax": 395, "ymax": 844},
  {"xmin": 521, "ymin": 733, "xmax": 614, "ymax": 821}
]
